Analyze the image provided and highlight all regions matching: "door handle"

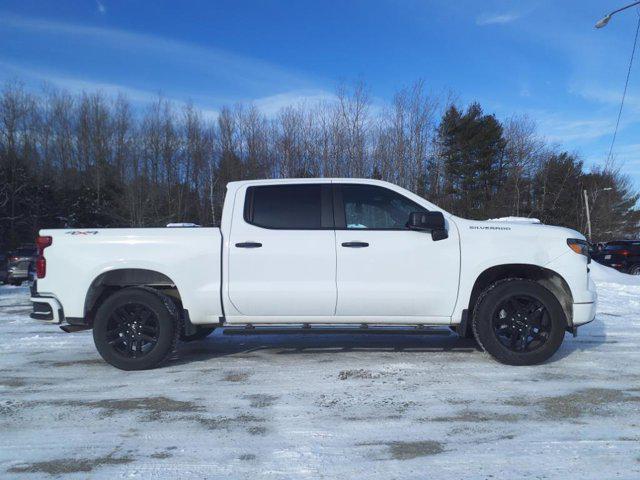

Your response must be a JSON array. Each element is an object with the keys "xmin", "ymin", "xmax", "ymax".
[
  {"xmin": 236, "ymin": 242, "xmax": 262, "ymax": 248},
  {"xmin": 341, "ymin": 241, "xmax": 369, "ymax": 248}
]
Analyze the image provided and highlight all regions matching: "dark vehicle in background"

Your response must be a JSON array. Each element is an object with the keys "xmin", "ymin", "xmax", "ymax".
[
  {"xmin": 0, "ymin": 253, "xmax": 7, "ymax": 284},
  {"xmin": 5, "ymin": 245, "xmax": 38, "ymax": 286},
  {"xmin": 592, "ymin": 240, "xmax": 640, "ymax": 275},
  {"xmin": 589, "ymin": 242, "xmax": 606, "ymax": 255}
]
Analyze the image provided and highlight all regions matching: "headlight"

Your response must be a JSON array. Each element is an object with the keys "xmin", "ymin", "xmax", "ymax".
[{"xmin": 567, "ymin": 239, "xmax": 590, "ymax": 262}]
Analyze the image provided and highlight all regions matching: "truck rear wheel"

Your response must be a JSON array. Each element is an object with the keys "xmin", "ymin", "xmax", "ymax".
[
  {"xmin": 93, "ymin": 287, "xmax": 180, "ymax": 370},
  {"xmin": 472, "ymin": 279, "xmax": 567, "ymax": 366}
]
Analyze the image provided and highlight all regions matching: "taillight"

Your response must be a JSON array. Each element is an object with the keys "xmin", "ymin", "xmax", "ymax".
[
  {"xmin": 36, "ymin": 235, "xmax": 52, "ymax": 279},
  {"xmin": 619, "ymin": 250, "xmax": 631, "ymax": 256}
]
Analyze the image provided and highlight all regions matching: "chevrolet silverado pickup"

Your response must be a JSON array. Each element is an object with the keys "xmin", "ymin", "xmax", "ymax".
[{"xmin": 30, "ymin": 178, "xmax": 597, "ymax": 370}]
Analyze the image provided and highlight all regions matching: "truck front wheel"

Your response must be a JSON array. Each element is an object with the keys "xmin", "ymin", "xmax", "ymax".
[
  {"xmin": 472, "ymin": 279, "xmax": 567, "ymax": 366},
  {"xmin": 93, "ymin": 287, "xmax": 180, "ymax": 370}
]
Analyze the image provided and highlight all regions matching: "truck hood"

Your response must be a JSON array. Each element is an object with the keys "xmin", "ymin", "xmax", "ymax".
[
  {"xmin": 454, "ymin": 217, "xmax": 585, "ymax": 242},
  {"xmin": 450, "ymin": 215, "xmax": 586, "ymax": 268}
]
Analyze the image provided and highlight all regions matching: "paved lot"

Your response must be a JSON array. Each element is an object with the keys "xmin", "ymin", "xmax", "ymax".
[{"xmin": 1, "ymin": 276, "xmax": 639, "ymax": 479}]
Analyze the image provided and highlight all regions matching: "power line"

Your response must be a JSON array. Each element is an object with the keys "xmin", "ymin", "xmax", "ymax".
[{"xmin": 605, "ymin": 10, "xmax": 640, "ymax": 166}]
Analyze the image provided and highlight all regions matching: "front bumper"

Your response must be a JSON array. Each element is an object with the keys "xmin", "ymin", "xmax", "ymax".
[
  {"xmin": 573, "ymin": 301, "xmax": 597, "ymax": 327},
  {"xmin": 572, "ymin": 277, "xmax": 597, "ymax": 327},
  {"xmin": 30, "ymin": 295, "xmax": 64, "ymax": 324}
]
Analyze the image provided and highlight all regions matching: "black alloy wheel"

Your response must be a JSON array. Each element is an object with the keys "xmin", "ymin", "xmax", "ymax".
[
  {"xmin": 472, "ymin": 279, "xmax": 567, "ymax": 366},
  {"xmin": 93, "ymin": 287, "xmax": 179, "ymax": 370},
  {"xmin": 491, "ymin": 295, "xmax": 551, "ymax": 353},
  {"xmin": 106, "ymin": 303, "xmax": 160, "ymax": 358}
]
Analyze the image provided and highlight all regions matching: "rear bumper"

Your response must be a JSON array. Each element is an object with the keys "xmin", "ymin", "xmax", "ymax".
[
  {"xmin": 30, "ymin": 295, "xmax": 64, "ymax": 324},
  {"xmin": 7, "ymin": 263, "xmax": 32, "ymax": 280},
  {"xmin": 7, "ymin": 271, "xmax": 30, "ymax": 281}
]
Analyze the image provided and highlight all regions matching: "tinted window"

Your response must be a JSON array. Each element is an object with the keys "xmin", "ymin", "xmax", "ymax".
[
  {"xmin": 15, "ymin": 248, "xmax": 36, "ymax": 256},
  {"xmin": 246, "ymin": 184, "xmax": 323, "ymax": 229},
  {"xmin": 341, "ymin": 184, "xmax": 426, "ymax": 229}
]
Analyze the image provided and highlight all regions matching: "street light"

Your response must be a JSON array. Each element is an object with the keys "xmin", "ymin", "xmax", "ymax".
[
  {"xmin": 583, "ymin": 187, "xmax": 613, "ymax": 241},
  {"xmin": 596, "ymin": 14, "xmax": 612, "ymax": 29},
  {"xmin": 595, "ymin": 1, "xmax": 640, "ymax": 28}
]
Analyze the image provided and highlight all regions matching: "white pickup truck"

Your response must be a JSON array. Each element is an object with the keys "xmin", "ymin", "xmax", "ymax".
[{"xmin": 30, "ymin": 178, "xmax": 597, "ymax": 370}]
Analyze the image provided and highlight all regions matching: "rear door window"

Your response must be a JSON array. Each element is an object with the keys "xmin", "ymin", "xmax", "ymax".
[{"xmin": 244, "ymin": 184, "xmax": 332, "ymax": 229}]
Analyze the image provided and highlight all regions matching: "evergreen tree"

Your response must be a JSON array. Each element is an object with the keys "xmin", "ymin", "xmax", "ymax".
[{"xmin": 437, "ymin": 103, "xmax": 506, "ymax": 219}]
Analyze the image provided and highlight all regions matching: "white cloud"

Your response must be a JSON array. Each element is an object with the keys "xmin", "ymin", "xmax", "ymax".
[
  {"xmin": 96, "ymin": 1, "xmax": 106, "ymax": 15},
  {"xmin": 0, "ymin": 61, "xmax": 369, "ymax": 122},
  {"xmin": 532, "ymin": 110, "xmax": 615, "ymax": 143},
  {"xmin": 0, "ymin": 61, "xmax": 158, "ymax": 103},
  {"xmin": 0, "ymin": 12, "xmax": 311, "ymax": 92},
  {"xmin": 1, "ymin": 58, "xmax": 392, "ymax": 125},
  {"xmin": 571, "ymin": 84, "xmax": 640, "ymax": 115},
  {"xmin": 476, "ymin": 12, "xmax": 522, "ymax": 26},
  {"xmin": 253, "ymin": 89, "xmax": 337, "ymax": 117},
  {"xmin": 596, "ymin": 143, "xmax": 640, "ymax": 165},
  {"xmin": 0, "ymin": 61, "xmax": 220, "ymax": 118}
]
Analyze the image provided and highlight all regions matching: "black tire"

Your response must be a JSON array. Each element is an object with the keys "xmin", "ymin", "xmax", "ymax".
[
  {"xmin": 627, "ymin": 264, "xmax": 640, "ymax": 275},
  {"xmin": 180, "ymin": 326, "xmax": 216, "ymax": 342},
  {"xmin": 93, "ymin": 287, "xmax": 180, "ymax": 370},
  {"xmin": 472, "ymin": 279, "xmax": 567, "ymax": 366},
  {"xmin": 11, "ymin": 280, "xmax": 22, "ymax": 286}
]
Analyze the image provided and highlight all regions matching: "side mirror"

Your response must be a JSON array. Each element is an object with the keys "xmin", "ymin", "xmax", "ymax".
[{"xmin": 408, "ymin": 211, "xmax": 448, "ymax": 241}]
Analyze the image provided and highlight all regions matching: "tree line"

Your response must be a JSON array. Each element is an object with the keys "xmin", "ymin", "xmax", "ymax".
[{"xmin": 1, "ymin": 80, "xmax": 638, "ymax": 250}]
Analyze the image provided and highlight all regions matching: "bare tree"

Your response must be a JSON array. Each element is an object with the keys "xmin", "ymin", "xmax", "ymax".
[
  {"xmin": 502, "ymin": 115, "xmax": 544, "ymax": 216},
  {"xmin": 375, "ymin": 79, "xmax": 438, "ymax": 193},
  {"xmin": 1, "ymin": 79, "xmax": 639, "ymax": 249}
]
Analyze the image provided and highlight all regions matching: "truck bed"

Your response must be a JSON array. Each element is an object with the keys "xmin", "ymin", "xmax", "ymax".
[{"xmin": 36, "ymin": 228, "xmax": 223, "ymax": 325}]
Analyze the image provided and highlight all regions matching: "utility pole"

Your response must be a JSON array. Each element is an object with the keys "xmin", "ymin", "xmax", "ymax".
[
  {"xmin": 583, "ymin": 187, "xmax": 612, "ymax": 241},
  {"xmin": 583, "ymin": 189, "xmax": 592, "ymax": 241}
]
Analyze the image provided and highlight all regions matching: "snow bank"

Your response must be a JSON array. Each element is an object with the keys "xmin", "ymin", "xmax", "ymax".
[
  {"xmin": 590, "ymin": 261, "xmax": 640, "ymax": 285},
  {"xmin": 487, "ymin": 216, "xmax": 541, "ymax": 224}
]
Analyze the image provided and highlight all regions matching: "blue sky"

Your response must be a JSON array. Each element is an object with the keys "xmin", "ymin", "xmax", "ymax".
[{"xmin": 2, "ymin": 0, "xmax": 640, "ymax": 186}]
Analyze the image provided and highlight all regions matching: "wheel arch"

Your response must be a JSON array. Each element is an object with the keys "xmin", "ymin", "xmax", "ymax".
[
  {"xmin": 467, "ymin": 264, "xmax": 574, "ymax": 326},
  {"xmin": 83, "ymin": 268, "xmax": 182, "ymax": 325}
]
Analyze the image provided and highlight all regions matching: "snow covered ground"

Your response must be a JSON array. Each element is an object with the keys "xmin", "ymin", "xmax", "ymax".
[{"xmin": 1, "ymin": 266, "xmax": 639, "ymax": 479}]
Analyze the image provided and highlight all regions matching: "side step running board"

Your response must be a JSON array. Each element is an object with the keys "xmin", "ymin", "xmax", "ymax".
[
  {"xmin": 60, "ymin": 325, "xmax": 92, "ymax": 333},
  {"xmin": 222, "ymin": 326, "xmax": 452, "ymax": 336}
]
